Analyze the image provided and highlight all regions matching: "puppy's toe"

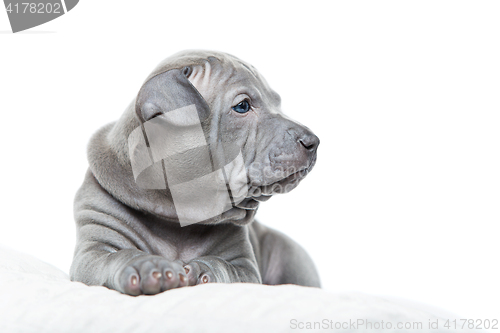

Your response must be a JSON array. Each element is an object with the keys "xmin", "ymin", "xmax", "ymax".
[
  {"xmin": 118, "ymin": 266, "xmax": 142, "ymax": 296},
  {"xmin": 158, "ymin": 260, "xmax": 188, "ymax": 291},
  {"xmin": 184, "ymin": 261, "xmax": 214, "ymax": 286},
  {"xmin": 184, "ymin": 262, "xmax": 200, "ymax": 286},
  {"xmin": 139, "ymin": 261, "xmax": 162, "ymax": 295}
]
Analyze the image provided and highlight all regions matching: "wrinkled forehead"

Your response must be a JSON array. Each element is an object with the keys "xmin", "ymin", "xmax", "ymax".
[
  {"xmin": 146, "ymin": 51, "xmax": 254, "ymax": 81},
  {"xmin": 200, "ymin": 55, "xmax": 282, "ymax": 107},
  {"xmin": 146, "ymin": 51, "xmax": 279, "ymax": 103},
  {"xmin": 194, "ymin": 54, "xmax": 266, "ymax": 90}
]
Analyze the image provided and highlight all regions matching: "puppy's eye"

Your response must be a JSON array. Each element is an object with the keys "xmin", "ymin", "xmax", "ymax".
[{"xmin": 232, "ymin": 100, "xmax": 250, "ymax": 114}]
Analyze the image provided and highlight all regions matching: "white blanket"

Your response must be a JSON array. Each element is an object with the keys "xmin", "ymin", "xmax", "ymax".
[{"xmin": 0, "ymin": 246, "xmax": 471, "ymax": 333}]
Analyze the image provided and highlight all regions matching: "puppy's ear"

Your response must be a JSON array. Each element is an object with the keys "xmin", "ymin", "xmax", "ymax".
[{"xmin": 135, "ymin": 67, "xmax": 210, "ymax": 124}]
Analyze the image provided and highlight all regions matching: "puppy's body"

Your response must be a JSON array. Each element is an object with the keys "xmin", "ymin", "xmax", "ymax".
[{"xmin": 71, "ymin": 50, "xmax": 320, "ymax": 295}]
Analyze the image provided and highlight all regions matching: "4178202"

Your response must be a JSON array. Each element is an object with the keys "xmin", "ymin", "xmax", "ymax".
[
  {"xmin": 5, "ymin": 2, "xmax": 62, "ymax": 14},
  {"xmin": 444, "ymin": 319, "xmax": 498, "ymax": 330}
]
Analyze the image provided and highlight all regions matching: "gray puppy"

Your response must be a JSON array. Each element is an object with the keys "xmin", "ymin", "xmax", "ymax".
[{"xmin": 70, "ymin": 50, "xmax": 320, "ymax": 295}]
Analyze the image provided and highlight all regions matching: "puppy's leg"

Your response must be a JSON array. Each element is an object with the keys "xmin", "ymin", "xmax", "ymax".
[
  {"xmin": 182, "ymin": 227, "xmax": 262, "ymax": 285},
  {"xmin": 183, "ymin": 256, "xmax": 261, "ymax": 285},
  {"xmin": 250, "ymin": 221, "xmax": 321, "ymax": 288},
  {"xmin": 178, "ymin": 224, "xmax": 262, "ymax": 285},
  {"xmin": 71, "ymin": 233, "xmax": 189, "ymax": 296},
  {"xmin": 71, "ymin": 172, "xmax": 188, "ymax": 296}
]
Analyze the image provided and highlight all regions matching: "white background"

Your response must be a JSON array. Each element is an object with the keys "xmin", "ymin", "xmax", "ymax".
[{"xmin": 1, "ymin": 0, "xmax": 498, "ymax": 319}]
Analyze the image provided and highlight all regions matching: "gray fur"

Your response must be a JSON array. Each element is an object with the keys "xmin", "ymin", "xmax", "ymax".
[{"xmin": 70, "ymin": 50, "xmax": 320, "ymax": 295}]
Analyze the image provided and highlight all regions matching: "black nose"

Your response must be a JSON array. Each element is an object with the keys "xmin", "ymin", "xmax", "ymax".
[{"xmin": 299, "ymin": 132, "xmax": 320, "ymax": 151}]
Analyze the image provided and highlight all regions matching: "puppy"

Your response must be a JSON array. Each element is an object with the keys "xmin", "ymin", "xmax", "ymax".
[{"xmin": 70, "ymin": 50, "xmax": 320, "ymax": 295}]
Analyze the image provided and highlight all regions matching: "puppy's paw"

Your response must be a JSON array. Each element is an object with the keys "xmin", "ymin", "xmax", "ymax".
[
  {"xmin": 183, "ymin": 261, "xmax": 215, "ymax": 286},
  {"xmin": 116, "ymin": 256, "xmax": 188, "ymax": 296}
]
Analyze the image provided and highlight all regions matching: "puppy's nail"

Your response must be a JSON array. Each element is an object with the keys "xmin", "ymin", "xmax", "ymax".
[
  {"xmin": 202, "ymin": 275, "xmax": 209, "ymax": 284},
  {"xmin": 131, "ymin": 275, "xmax": 138, "ymax": 286},
  {"xmin": 179, "ymin": 274, "xmax": 186, "ymax": 282},
  {"xmin": 184, "ymin": 266, "xmax": 190, "ymax": 274},
  {"xmin": 152, "ymin": 271, "xmax": 161, "ymax": 279},
  {"xmin": 165, "ymin": 271, "xmax": 173, "ymax": 279}
]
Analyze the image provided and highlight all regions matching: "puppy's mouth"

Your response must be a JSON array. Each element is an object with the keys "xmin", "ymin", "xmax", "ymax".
[{"xmin": 234, "ymin": 157, "xmax": 316, "ymax": 211}]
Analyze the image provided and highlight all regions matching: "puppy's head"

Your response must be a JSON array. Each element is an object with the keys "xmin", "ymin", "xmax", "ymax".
[{"xmin": 113, "ymin": 50, "xmax": 318, "ymax": 226}]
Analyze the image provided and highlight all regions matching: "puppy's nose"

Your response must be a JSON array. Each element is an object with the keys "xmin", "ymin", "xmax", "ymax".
[{"xmin": 299, "ymin": 132, "xmax": 320, "ymax": 151}]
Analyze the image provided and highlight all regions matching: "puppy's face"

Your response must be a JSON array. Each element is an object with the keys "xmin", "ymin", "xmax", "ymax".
[
  {"xmin": 132, "ymin": 51, "xmax": 318, "ymax": 225},
  {"xmin": 187, "ymin": 56, "xmax": 319, "ymax": 210}
]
